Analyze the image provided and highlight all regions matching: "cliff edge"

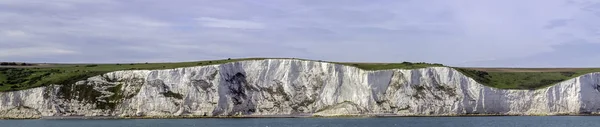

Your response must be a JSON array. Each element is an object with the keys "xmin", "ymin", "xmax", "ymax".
[{"xmin": 1, "ymin": 59, "xmax": 600, "ymax": 119}]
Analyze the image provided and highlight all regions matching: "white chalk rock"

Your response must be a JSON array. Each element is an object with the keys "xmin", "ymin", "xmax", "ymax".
[{"xmin": 1, "ymin": 59, "xmax": 600, "ymax": 118}]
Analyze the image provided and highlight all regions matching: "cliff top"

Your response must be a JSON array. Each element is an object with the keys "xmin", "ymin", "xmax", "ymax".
[
  {"xmin": 455, "ymin": 68, "xmax": 600, "ymax": 89},
  {"xmin": 0, "ymin": 58, "xmax": 599, "ymax": 91}
]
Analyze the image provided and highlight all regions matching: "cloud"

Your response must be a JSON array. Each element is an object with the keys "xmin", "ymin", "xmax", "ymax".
[
  {"xmin": 0, "ymin": 0, "xmax": 599, "ymax": 67},
  {"xmin": 0, "ymin": 47, "xmax": 75, "ymax": 58},
  {"xmin": 195, "ymin": 17, "xmax": 265, "ymax": 29},
  {"xmin": 455, "ymin": 42, "xmax": 600, "ymax": 67},
  {"xmin": 2, "ymin": 30, "xmax": 28, "ymax": 37},
  {"xmin": 544, "ymin": 19, "xmax": 571, "ymax": 29}
]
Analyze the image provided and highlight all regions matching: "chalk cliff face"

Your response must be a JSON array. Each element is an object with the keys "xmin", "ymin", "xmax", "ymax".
[{"xmin": 1, "ymin": 59, "xmax": 600, "ymax": 118}]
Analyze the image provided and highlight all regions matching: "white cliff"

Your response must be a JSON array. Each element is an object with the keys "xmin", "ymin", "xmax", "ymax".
[{"xmin": 1, "ymin": 59, "xmax": 600, "ymax": 118}]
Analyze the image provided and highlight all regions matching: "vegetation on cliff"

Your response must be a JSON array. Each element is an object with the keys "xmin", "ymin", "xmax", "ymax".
[
  {"xmin": 338, "ymin": 62, "xmax": 444, "ymax": 70},
  {"xmin": 456, "ymin": 68, "xmax": 600, "ymax": 89}
]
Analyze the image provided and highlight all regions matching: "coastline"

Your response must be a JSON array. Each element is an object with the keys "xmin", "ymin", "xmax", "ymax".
[
  {"xmin": 2, "ymin": 61, "xmax": 600, "ymax": 120},
  {"xmin": 2, "ymin": 113, "xmax": 599, "ymax": 120}
]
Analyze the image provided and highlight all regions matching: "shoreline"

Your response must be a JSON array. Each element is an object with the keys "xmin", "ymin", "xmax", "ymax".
[{"xmin": 3, "ymin": 113, "xmax": 600, "ymax": 120}]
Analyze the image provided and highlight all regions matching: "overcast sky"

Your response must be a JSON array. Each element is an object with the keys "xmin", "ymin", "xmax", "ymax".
[{"xmin": 1, "ymin": 0, "xmax": 599, "ymax": 67}]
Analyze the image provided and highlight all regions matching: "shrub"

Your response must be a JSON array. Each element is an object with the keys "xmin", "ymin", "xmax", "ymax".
[
  {"xmin": 0, "ymin": 62, "xmax": 17, "ymax": 66},
  {"xmin": 560, "ymin": 72, "xmax": 576, "ymax": 77},
  {"xmin": 85, "ymin": 65, "xmax": 98, "ymax": 67}
]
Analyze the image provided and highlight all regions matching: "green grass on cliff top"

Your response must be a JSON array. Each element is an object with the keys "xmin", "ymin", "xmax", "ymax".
[
  {"xmin": 455, "ymin": 68, "xmax": 600, "ymax": 90},
  {"xmin": 1, "ymin": 58, "xmax": 599, "ymax": 91},
  {"xmin": 337, "ymin": 62, "xmax": 445, "ymax": 70}
]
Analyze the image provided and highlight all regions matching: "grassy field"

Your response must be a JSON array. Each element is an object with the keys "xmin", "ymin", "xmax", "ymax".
[
  {"xmin": 338, "ymin": 62, "xmax": 445, "ymax": 70},
  {"xmin": 455, "ymin": 68, "xmax": 600, "ymax": 89}
]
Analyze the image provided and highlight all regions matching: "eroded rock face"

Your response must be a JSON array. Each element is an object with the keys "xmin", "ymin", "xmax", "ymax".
[
  {"xmin": 1, "ymin": 59, "xmax": 600, "ymax": 118},
  {"xmin": 0, "ymin": 106, "xmax": 41, "ymax": 119}
]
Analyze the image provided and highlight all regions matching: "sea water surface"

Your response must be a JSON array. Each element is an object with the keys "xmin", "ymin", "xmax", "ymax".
[{"xmin": 1, "ymin": 116, "xmax": 599, "ymax": 127}]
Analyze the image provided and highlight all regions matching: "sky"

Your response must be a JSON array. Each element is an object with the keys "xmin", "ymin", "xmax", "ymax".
[{"xmin": 1, "ymin": 0, "xmax": 599, "ymax": 67}]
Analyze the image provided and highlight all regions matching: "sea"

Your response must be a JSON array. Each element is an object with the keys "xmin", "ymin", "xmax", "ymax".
[{"xmin": 1, "ymin": 116, "xmax": 598, "ymax": 127}]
